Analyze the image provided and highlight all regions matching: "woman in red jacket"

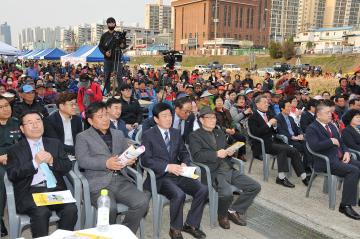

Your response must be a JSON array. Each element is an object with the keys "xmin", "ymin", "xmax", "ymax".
[{"xmin": 77, "ymin": 74, "xmax": 103, "ymax": 113}]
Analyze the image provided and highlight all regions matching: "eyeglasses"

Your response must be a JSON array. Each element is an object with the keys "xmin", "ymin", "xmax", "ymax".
[
  {"xmin": 23, "ymin": 118, "xmax": 42, "ymax": 126},
  {"xmin": 0, "ymin": 103, "xmax": 10, "ymax": 110}
]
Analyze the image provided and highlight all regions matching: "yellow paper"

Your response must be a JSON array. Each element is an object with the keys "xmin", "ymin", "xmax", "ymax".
[
  {"xmin": 74, "ymin": 232, "xmax": 111, "ymax": 239},
  {"xmin": 32, "ymin": 190, "xmax": 76, "ymax": 206}
]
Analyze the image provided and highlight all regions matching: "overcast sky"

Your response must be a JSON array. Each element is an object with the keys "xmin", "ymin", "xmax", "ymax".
[{"xmin": 1, "ymin": 0, "xmax": 171, "ymax": 47}]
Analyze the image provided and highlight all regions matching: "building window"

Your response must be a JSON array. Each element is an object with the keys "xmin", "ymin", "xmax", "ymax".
[
  {"xmin": 250, "ymin": 8, "xmax": 254, "ymax": 28},
  {"xmin": 228, "ymin": 6, "xmax": 232, "ymax": 27},
  {"xmin": 224, "ymin": 5, "xmax": 227, "ymax": 27},
  {"xmin": 235, "ymin": 6, "xmax": 239, "ymax": 28},
  {"xmin": 203, "ymin": 32, "xmax": 205, "ymax": 37},
  {"xmin": 239, "ymin": 8, "xmax": 243, "ymax": 28},
  {"xmin": 247, "ymin": 8, "xmax": 250, "ymax": 28},
  {"xmin": 203, "ymin": 3, "xmax": 206, "ymax": 25}
]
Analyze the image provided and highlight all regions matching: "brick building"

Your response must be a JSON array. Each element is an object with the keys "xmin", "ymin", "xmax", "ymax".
[{"xmin": 172, "ymin": 0, "xmax": 271, "ymax": 54}]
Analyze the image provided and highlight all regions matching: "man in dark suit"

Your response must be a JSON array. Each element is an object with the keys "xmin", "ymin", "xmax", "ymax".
[
  {"xmin": 6, "ymin": 111, "xmax": 77, "ymax": 238},
  {"xmin": 248, "ymin": 95, "xmax": 309, "ymax": 188},
  {"xmin": 276, "ymin": 99, "xmax": 312, "ymax": 171},
  {"xmin": 189, "ymin": 107, "xmax": 261, "ymax": 229},
  {"xmin": 306, "ymin": 102, "xmax": 360, "ymax": 220},
  {"xmin": 142, "ymin": 96, "xmax": 198, "ymax": 143},
  {"xmin": 299, "ymin": 99, "xmax": 317, "ymax": 133},
  {"xmin": 44, "ymin": 93, "xmax": 83, "ymax": 156},
  {"xmin": 75, "ymin": 102, "xmax": 149, "ymax": 233},
  {"xmin": 142, "ymin": 103, "xmax": 208, "ymax": 239},
  {"xmin": 106, "ymin": 97, "xmax": 129, "ymax": 137}
]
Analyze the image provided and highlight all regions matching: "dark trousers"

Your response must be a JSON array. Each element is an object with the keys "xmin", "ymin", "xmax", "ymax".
[
  {"xmin": 268, "ymin": 142, "xmax": 305, "ymax": 176},
  {"xmin": 331, "ymin": 159, "xmax": 360, "ymax": 205},
  {"xmin": 104, "ymin": 58, "xmax": 123, "ymax": 94},
  {"xmin": 90, "ymin": 174, "xmax": 150, "ymax": 233},
  {"xmin": 158, "ymin": 175, "xmax": 208, "ymax": 230},
  {"xmin": 0, "ymin": 166, "xmax": 5, "ymax": 219},
  {"xmin": 215, "ymin": 168, "xmax": 261, "ymax": 216},
  {"xmin": 19, "ymin": 186, "xmax": 77, "ymax": 238},
  {"xmin": 290, "ymin": 140, "xmax": 312, "ymax": 170}
]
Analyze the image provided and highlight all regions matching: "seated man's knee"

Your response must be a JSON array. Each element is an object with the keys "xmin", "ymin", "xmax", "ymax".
[
  {"xmin": 31, "ymin": 206, "xmax": 52, "ymax": 220},
  {"xmin": 172, "ymin": 190, "xmax": 186, "ymax": 202}
]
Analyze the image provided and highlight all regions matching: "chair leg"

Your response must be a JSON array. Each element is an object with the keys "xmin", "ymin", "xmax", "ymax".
[
  {"xmin": 329, "ymin": 175, "xmax": 337, "ymax": 210},
  {"xmin": 139, "ymin": 218, "xmax": 145, "ymax": 239},
  {"xmin": 9, "ymin": 217, "xmax": 20, "ymax": 239},
  {"xmin": 305, "ymin": 171, "xmax": 316, "ymax": 198},
  {"xmin": 156, "ymin": 199, "xmax": 164, "ymax": 239},
  {"xmin": 208, "ymin": 190, "xmax": 217, "ymax": 228},
  {"xmin": 337, "ymin": 178, "xmax": 343, "ymax": 190},
  {"xmin": 248, "ymin": 155, "xmax": 255, "ymax": 174},
  {"xmin": 152, "ymin": 198, "xmax": 160, "ymax": 239},
  {"xmin": 323, "ymin": 176, "xmax": 329, "ymax": 194},
  {"xmin": 263, "ymin": 154, "xmax": 270, "ymax": 181}
]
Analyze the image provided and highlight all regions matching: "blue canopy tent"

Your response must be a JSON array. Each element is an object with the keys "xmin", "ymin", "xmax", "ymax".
[
  {"xmin": 19, "ymin": 48, "xmax": 43, "ymax": 60},
  {"xmin": 32, "ymin": 48, "xmax": 53, "ymax": 60},
  {"xmin": 61, "ymin": 45, "xmax": 130, "ymax": 66},
  {"xmin": 43, "ymin": 48, "xmax": 66, "ymax": 60}
]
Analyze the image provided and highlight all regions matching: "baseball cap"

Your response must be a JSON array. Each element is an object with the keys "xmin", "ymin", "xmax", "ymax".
[
  {"xmin": 199, "ymin": 106, "xmax": 215, "ymax": 117},
  {"xmin": 245, "ymin": 89, "xmax": 254, "ymax": 95},
  {"xmin": 21, "ymin": 84, "xmax": 34, "ymax": 93},
  {"xmin": 200, "ymin": 90, "xmax": 213, "ymax": 98}
]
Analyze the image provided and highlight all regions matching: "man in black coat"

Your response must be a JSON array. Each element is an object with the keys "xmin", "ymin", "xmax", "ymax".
[
  {"xmin": 142, "ymin": 103, "xmax": 208, "ymax": 239},
  {"xmin": 6, "ymin": 111, "xmax": 77, "ymax": 238},
  {"xmin": 44, "ymin": 93, "xmax": 83, "ymax": 156},
  {"xmin": 189, "ymin": 107, "xmax": 260, "ymax": 229},
  {"xmin": 276, "ymin": 99, "xmax": 312, "ymax": 171},
  {"xmin": 299, "ymin": 99, "xmax": 317, "ymax": 133},
  {"xmin": 306, "ymin": 102, "xmax": 360, "ymax": 220},
  {"xmin": 142, "ymin": 96, "xmax": 198, "ymax": 143},
  {"xmin": 248, "ymin": 95, "xmax": 309, "ymax": 188}
]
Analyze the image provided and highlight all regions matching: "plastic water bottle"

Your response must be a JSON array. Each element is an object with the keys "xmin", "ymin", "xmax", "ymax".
[{"xmin": 97, "ymin": 189, "xmax": 110, "ymax": 232}]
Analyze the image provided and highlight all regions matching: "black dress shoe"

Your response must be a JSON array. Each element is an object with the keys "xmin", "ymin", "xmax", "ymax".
[
  {"xmin": 302, "ymin": 176, "xmax": 310, "ymax": 186},
  {"xmin": 227, "ymin": 211, "xmax": 247, "ymax": 226},
  {"xmin": 0, "ymin": 219, "xmax": 8, "ymax": 237},
  {"xmin": 183, "ymin": 224, "xmax": 206, "ymax": 238},
  {"xmin": 276, "ymin": 177, "xmax": 295, "ymax": 188},
  {"xmin": 169, "ymin": 228, "xmax": 184, "ymax": 239},
  {"xmin": 339, "ymin": 204, "xmax": 360, "ymax": 220},
  {"xmin": 218, "ymin": 215, "xmax": 230, "ymax": 229}
]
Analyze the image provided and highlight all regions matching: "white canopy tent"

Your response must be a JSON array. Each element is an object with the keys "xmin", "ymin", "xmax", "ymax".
[{"xmin": 0, "ymin": 41, "xmax": 19, "ymax": 56}]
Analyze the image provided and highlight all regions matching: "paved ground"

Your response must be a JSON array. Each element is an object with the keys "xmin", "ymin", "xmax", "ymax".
[{"xmin": 3, "ymin": 148, "xmax": 360, "ymax": 239}]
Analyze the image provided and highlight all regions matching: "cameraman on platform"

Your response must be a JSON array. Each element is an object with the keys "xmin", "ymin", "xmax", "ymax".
[{"xmin": 99, "ymin": 17, "xmax": 123, "ymax": 95}]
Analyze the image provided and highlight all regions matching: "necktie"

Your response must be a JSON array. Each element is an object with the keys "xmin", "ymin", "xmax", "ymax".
[
  {"xmin": 325, "ymin": 124, "xmax": 343, "ymax": 159},
  {"xmin": 263, "ymin": 113, "xmax": 269, "ymax": 123},
  {"xmin": 164, "ymin": 131, "xmax": 171, "ymax": 153},
  {"xmin": 34, "ymin": 142, "xmax": 57, "ymax": 188}
]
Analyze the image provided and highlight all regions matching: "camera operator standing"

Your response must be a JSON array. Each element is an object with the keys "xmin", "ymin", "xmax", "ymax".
[{"xmin": 99, "ymin": 17, "xmax": 125, "ymax": 95}]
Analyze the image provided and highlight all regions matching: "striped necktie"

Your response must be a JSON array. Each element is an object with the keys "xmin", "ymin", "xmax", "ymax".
[{"xmin": 164, "ymin": 131, "xmax": 170, "ymax": 153}]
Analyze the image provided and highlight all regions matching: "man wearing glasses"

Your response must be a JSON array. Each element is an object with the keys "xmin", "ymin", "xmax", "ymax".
[
  {"xmin": 12, "ymin": 84, "xmax": 48, "ymax": 119},
  {"xmin": 0, "ymin": 95, "xmax": 22, "ymax": 237},
  {"xmin": 142, "ymin": 96, "xmax": 198, "ymax": 143},
  {"xmin": 6, "ymin": 110, "xmax": 77, "ymax": 238},
  {"xmin": 44, "ymin": 92, "xmax": 83, "ymax": 157}
]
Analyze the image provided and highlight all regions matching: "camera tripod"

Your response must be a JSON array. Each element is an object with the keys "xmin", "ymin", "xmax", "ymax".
[{"xmin": 111, "ymin": 47, "xmax": 123, "ymax": 96}]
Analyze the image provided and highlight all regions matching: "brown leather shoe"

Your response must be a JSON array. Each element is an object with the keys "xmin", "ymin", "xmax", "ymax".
[
  {"xmin": 218, "ymin": 215, "xmax": 230, "ymax": 229},
  {"xmin": 169, "ymin": 228, "xmax": 184, "ymax": 239},
  {"xmin": 228, "ymin": 211, "xmax": 247, "ymax": 226}
]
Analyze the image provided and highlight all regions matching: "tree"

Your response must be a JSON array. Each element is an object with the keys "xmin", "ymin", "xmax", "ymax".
[
  {"xmin": 282, "ymin": 38, "xmax": 295, "ymax": 60},
  {"xmin": 269, "ymin": 41, "xmax": 283, "ymax": 59},
  {"xmin": 306, "ymin": 41, "xmax": 314, "ymax": 50}
]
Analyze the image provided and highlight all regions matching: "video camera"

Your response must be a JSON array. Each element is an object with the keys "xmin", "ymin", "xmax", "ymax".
[
  {"xmin": 112, "ymin": 31, "xmax": 127, "ymax": 50},
  {"xmin": 162, "ymin": 50, "xmax": 182, "ymax": 68}
]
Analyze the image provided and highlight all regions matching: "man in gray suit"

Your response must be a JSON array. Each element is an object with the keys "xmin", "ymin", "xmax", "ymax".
[
  {"xmin": 189, "ymin": 107, "xmax": 261, "ymax": 229},
  {"xmin": 75, "ymin": 102, "xmax": 150, "ymax": 233}
]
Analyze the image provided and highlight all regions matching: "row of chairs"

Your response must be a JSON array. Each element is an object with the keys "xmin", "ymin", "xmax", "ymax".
[{"xmin": 245, "ymin": 122, "xmax": 360, "ymax": 210}]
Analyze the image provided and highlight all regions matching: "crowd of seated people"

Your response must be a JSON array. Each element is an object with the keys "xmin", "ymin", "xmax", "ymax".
[{"xmin": 1, "ymin": 59, "xmax": 360, "ymax": 239}]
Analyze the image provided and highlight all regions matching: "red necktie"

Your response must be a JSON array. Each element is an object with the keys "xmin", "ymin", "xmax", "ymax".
[
  {"xmin": 325, "ymin": 124, "xmax": 343, "ymax": 159},
  {"xmin": 263, "ymin": 113, "xmax": 269, "ymax": 123}
]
